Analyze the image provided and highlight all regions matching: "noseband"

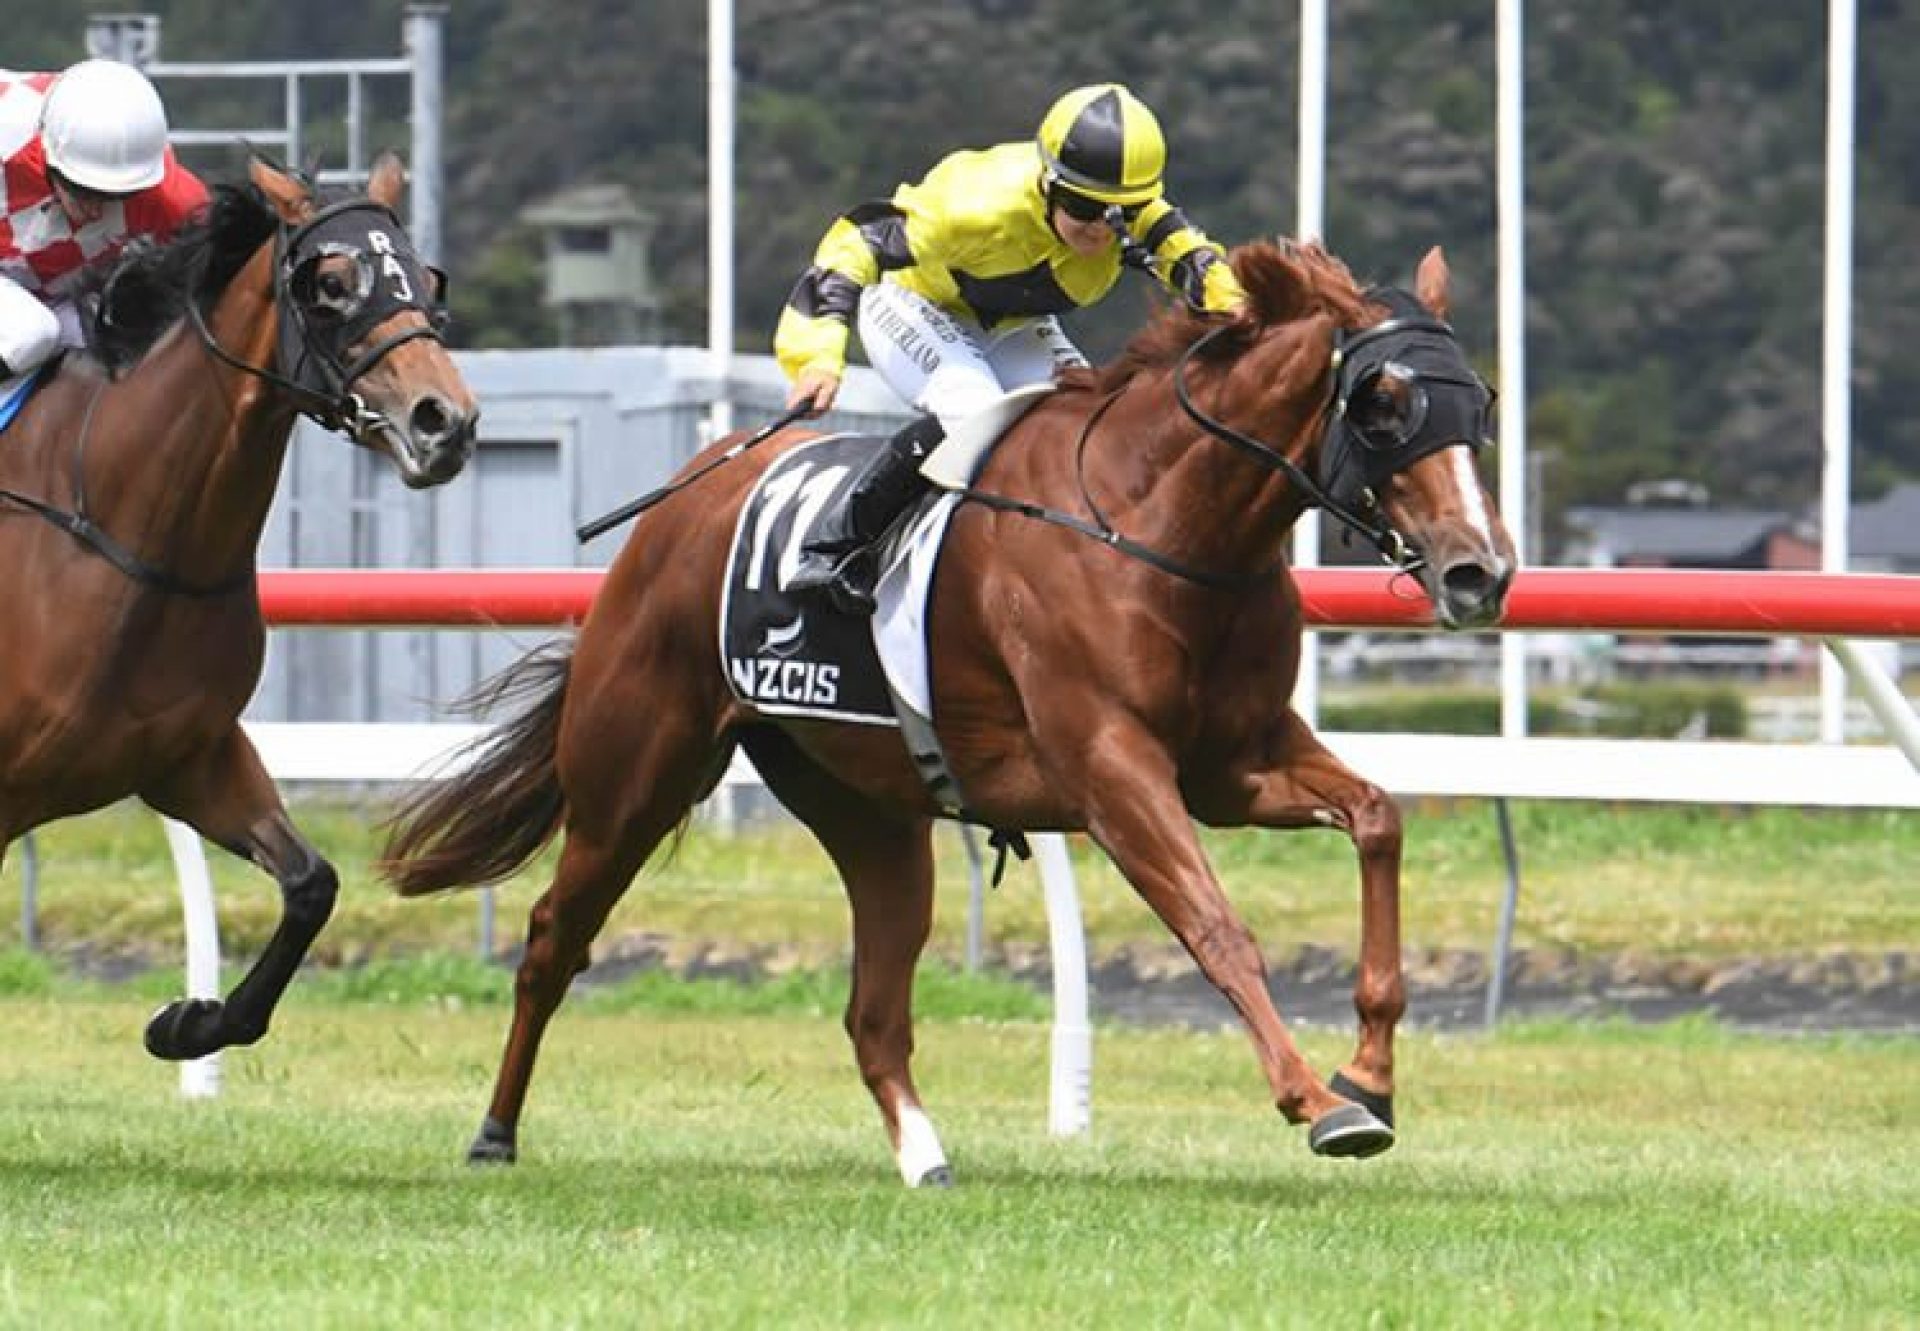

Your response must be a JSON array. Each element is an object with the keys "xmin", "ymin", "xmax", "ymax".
[
  {"xmin": 190, "ymin": 197, "xmax": 449, "ymax": 438},
  {"xmin": 1173, "ymin": 288, "xmax": 1495, "ymax": 572}
]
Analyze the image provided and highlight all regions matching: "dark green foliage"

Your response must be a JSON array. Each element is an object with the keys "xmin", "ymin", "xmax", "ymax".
[
  {"xmin": 1323, "ymin": 683, "xmax": 1747, "ymax": 737},
  {"xmin": 77, "ymin": 1, "xmax": 1920, "ymax": 510}
]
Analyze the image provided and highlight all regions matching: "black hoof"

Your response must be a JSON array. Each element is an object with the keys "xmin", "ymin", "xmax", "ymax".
[
  {"xmin": 914, "ymin": 1165, "xmax": 955, "ymax": 1189},
  {"xmin": 1308, "ymin": 1103, "xmax": 1396, "ymax": 1159},
  {"xmin": 143, "ymin": 998, "xmax": 228, "ymax": 1061},
  {"xmin": 1330, "ymin": 1071, "xmax": 1396, "ymax": 1130},
  {"xmin": 467, "ymin": 1117, "xmax": 518, "ymax": 1166}
]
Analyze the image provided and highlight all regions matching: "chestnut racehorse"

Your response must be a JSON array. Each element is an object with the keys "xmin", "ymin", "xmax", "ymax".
[
  {"xmin": 381, "ymin": 241, "xmax": 1514, "ymax": 1184},
  {"xmin": 0, "ymin": 153, "xmax": 475, "ymax": 1062}
]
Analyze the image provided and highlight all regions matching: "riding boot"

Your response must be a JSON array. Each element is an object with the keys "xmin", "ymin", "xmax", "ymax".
[{"xmin": 788, "ymin": 415, "xmax": 945, "ymax": 614}]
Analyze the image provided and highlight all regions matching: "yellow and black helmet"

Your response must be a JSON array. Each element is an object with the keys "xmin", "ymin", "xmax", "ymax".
[{"xmin": 1035, "ymin": 83, "xmax": 1166, "ymax": 206}]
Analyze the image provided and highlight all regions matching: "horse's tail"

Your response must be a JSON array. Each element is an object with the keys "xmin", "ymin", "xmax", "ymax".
[{"xmin": 378, "ymin": 640, "xmax": 574, "ymax": 897}]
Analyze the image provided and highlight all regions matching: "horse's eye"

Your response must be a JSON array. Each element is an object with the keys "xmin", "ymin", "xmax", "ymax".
[
  {"xmin": 1352, "ymin": 387, "xmax": 1399, "ymax": 432},
  {"xmin": 301, "ymin": 253, "xmax": 374, "ymax": 320}
]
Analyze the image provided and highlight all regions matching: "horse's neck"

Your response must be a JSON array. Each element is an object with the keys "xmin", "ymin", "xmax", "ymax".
[
  {"xmin": 89, "ymin": 245, "xmax": 297, "ymax": 582},
  {"xmin": 1095, "ymin": 363, "xmax": 1319, "ymax": 579}
]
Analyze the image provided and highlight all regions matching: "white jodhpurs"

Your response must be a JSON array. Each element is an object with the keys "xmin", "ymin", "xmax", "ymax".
[
  {"xmin": 857, "ymin": 281, "xmax": 1086, "ymax": 430},
  {"xmin": 0, "ymin": 276, "xmax": 67, "ymax": 376}
]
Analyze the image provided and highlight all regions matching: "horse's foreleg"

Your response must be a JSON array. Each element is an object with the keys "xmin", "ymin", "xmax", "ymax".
[
  {"xmin": 140, "ymin": 733, "xmax": 336, "ymax": 1060},
  {"xmin": 741, "ymin": 729, "xmax": 948, "ymax": 1186},
  {"xmin": 1079, "ymin": 732, "xmax": 1391, "ymax": 1157},
  {"xmin": 1191, "ymin": 710, "xmax": 1404, "ymax": 1131}
]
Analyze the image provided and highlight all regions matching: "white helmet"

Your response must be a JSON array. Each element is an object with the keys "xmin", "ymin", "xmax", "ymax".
[{"xmin": 40, "ymin": 59, "xmax": 170, "ymax": 194}]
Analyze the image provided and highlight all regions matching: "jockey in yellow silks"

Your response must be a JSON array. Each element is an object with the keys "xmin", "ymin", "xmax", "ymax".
[{"xmin": 773, "ymin": 82, "xmax": 1245, "ymax": 614}]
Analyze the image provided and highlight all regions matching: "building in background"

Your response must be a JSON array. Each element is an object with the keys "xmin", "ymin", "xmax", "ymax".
[{"xmin": 520, "ymin": 184, "xmax": 663, "ymax": 347}]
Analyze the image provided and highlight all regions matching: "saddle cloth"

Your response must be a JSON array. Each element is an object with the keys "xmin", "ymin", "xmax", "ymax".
[
  {"xmin": 720, "ymin": 434, "xmax": 914, "ymax": 726},
  {"xmin": 0, "ymin": 365, "xmax": 46, "ymax": 434},
  {"xmin": 719, "ymin": 387, "xmax": 1051, "ymax": 775}
]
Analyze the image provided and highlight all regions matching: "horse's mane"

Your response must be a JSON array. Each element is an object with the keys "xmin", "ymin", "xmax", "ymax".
[
  {"xmin": 1070, "ymin": 240, "xmax": 1375, "ymax": 397},
  {"xmin": 83, "ymin": 181, "xmax": 282, "ymax": 374}
]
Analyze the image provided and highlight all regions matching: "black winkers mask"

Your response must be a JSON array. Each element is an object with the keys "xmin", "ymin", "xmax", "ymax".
[
  {"xmin": 1319, "ymin": 288, "xmax": 1495, "ymax": 513},
  {"xmin": 275, "ymin": 198, "xmax": 448, "ymax": 419}
]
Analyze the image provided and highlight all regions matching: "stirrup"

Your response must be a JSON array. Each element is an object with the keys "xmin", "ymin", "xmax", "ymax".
[
  {"xmin": 791, "ymin": 548, "xmax": 877, "ymax": 615},
  {"xmin": 826, "ymin": 570, "xmax": 878, "ymax": 617},
  {"xmin": 786, "ymin": 547, "xmax": 849, "ymax": 595},
  {"xmin": 789, "ymin": 546, "xmax": 878, "ymax": 614}
]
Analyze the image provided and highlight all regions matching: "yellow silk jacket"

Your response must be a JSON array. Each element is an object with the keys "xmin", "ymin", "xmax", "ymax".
[{"xmin": 775, "ymin": 141, "xmax": 1245, "ymax": 382}]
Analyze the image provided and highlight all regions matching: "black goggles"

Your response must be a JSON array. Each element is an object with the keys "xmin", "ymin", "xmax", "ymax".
[
  {"xmin": 1054, "ymin": 188, "xmax": 1144, "ymax": 224},
  {"xmin": 49, "ymin": 168, "xmax": 124, "ymax": 208}
]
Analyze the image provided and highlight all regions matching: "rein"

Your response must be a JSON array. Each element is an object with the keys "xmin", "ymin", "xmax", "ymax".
[
  {"xmin": 1172, "ymin": 323, "xmax": 1424, "ymax": 571},
  {"xmin": 952, "ymin": 311, "xmax": 1460, "ymax": 592},
  {"xmin": 0, "ymin": 379, "xmax": 253, "ymax": 597},
  {"xmin": 954, "ymin": 387, "xmax": 1286, "ymax": 592}
]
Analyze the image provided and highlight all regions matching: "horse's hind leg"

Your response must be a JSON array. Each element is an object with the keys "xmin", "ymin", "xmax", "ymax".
[
  {"xmin": 1193, "ymin": 708, "xmax": 1405, "ymax": 1134},
  {"xmin": 470, "ymin": 713, "xmax": 725, "ymax": 1165},
  {"xmin": 140, "ymin": 730, "xmax": 338, "ymax": 1059},
  {"xmin": 741, "ymin": 728, "xmax": 949, "ymax": 1187}
]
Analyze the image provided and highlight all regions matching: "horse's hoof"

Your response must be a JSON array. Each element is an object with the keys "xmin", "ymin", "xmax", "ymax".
[
  {"xmin": 1329, "ymin": 1071, "xmax": 1396, "ymax": 1130},
  {"xmin": 467, "ymin": 1117, "xmax": 518, "ymax": 1166},
  {"xmin": 1308, "ymin": 1103, "xmax": 1396, "ymax": 1159},
  {"xmin": 913, "ymin": 1165, "xmax": 955, "ymax": 1189},
  {"xmin": 143, "ymin": 998, "xmax": 227, "ymax": 1061}
]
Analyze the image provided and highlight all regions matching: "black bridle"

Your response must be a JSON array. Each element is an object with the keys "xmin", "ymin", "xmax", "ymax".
[
  {"xmin": 0, "ymin": 196, "xmax": 450, "ymax": 597},
  {"xmin": 192, "ymin": 196, "xmax": 450, "ymax": 439},
  {"xmin": 1173, "ymin": 288, "xmax": 1495, "ymax": 571},
  {"xmin": 958, "ymin": 288, "xmax": 1495, "ymax": 590}
]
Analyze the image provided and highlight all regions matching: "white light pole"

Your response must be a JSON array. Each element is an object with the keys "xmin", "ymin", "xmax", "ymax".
[
  {"xmin": 1820, "ymin": 0, "xmax": 1858, "ymax": 742},
  {"xmin": 1294, "ymin": 0, "xmax": 1328, "ymax": 723},
  {"xmin": 708, "ymin": 0, "xmax": 736, "ymax": 441},
  {"xmin": 1497, "ymin": 0, "xmax": 1529, "ymax": 737}
]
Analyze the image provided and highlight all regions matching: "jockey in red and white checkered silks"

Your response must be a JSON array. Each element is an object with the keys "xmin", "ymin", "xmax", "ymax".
[{"xmin": 0, "ymin": 60, "xmax": 207, "ymax": 379}]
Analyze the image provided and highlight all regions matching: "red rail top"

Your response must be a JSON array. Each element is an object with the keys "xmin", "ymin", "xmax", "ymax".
[{"xmin": 253, "ymin": 567, "xmax": 1920, "ymax": 639}]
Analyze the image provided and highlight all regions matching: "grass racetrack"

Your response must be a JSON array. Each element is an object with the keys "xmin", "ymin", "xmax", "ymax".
[
  {"xmin": 1, "ymin": 991, "xmax": 1914, "ymax": 1329},
  {"xmin": 2, "ymin": 799, "xmax": 1915, "ymax": 1326}
]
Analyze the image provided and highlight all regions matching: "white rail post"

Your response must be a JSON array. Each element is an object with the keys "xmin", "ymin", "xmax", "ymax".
[
  {"xmin": 1826, "ymin": 639, "xmax": 1920, "ymax": 772},
  {"xmin": 161, "ymin": 818, "xmax": 222, "ymax": 1099},
  {"xmin": 1033, "ymin": 832, "xmax": 1091, "ymax": 1137}
]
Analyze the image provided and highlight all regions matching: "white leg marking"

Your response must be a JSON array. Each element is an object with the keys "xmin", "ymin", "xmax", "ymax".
[{"xmin": 895, "ymin": 1104, "xmax": 949, "ymax": 1186}]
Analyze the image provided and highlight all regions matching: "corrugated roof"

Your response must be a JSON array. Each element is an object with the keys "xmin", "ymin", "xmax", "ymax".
[
  {"xmin": 1564, "ymin": 506, "xmax": 1791, "ymax": 561},
  {"xmin": 1565, "ymin": 482, "xmax": 1920, "ymax": 564},
  {"xmin": 1851, "ymin": 482, "xmax": 1920, "ymax": 559}
]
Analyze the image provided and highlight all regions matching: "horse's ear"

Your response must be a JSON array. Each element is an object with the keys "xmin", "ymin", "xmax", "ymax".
[
  {"xmin": 367, "ymin": 151, "xmax": 408, "ymax": 210},
  {"xmin": 1232, "ymin": 241, "xmax": 1316, "ymax": 326},
  {"xmin": 1415, "ymin": 246, "xmax": 1451, "ymax": 322},
  {"xmin": 248, "ymin": 155, "xmax": 313, "ymax": 224}
]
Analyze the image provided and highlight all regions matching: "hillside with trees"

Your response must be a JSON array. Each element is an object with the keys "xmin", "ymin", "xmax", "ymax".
[{"xmin": 12, "ymin": 0, "xmax": 1918, "ymax": 526}]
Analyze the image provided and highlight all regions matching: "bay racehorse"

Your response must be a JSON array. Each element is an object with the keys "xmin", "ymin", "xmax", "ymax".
[
  {"xmin": 381, "ymin": 240, "xmax": 1513, "ymax": 1184},
  {"xmin": 0, "ymin": 153, "xmax": 475, "ymax": 1062}
]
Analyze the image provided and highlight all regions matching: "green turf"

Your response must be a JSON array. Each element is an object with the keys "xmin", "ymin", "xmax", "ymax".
[
  {"xmin": 0, "ymin": 993, "xmax": 1912, "ymax": 1329},
  {"xmin": 7, "ymin": 797, "xmax": 1917, "ymax": 971}
]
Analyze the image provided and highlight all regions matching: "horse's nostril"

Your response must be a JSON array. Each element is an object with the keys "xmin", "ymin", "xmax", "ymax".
[
  {"xmin": 1443, "ymin": 561, "xmax": 1496, "ymax": 605},
  {"xmin": 410, "ymin": 395, "xmax": 456, "ymax": 444}
]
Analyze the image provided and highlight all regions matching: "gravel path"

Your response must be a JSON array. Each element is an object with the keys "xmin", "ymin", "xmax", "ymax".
[
  {"xmin": 1084, "ymin": 945, "xmax": 1920, "ymax": 1035},
  {"xmin": 585, "ymin": 936, "xmax": 1919, "ymax": 1036}
]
